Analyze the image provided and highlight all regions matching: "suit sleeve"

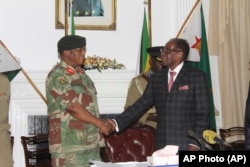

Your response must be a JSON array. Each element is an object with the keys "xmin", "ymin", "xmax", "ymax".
[
  {"xmin": 245, "ymin": 82, "xmax": 250, "ymax": 150},
  {"xmin": 124, "ymin": 78, "xmax": 142, "ymax": 109},
  {"xmin": 191, "ymin": 71, "xmax": 210, "ymax": 145},
  {"xmin": 115, "ymin": 80, "xmax": 154, "ymax": 131}
]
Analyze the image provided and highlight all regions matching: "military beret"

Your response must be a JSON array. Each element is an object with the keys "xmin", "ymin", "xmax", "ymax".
[
  {"xmin": 57, "ymin": 35, "xmax": 86, "ymax": 52},
  {"xmin": 146, "ymin": 46, "xmax": 163, "ymax": 58}
]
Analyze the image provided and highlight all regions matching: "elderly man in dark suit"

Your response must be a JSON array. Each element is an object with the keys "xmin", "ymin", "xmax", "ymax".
[{"xmin": 108, "ymin": 38, "xmax": 210, "ymax": 151}]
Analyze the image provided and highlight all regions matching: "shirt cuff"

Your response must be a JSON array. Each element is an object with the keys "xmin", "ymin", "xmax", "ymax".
[
  {"xmin": 112, "ymin": 119, "xmax": 119, "ymax": 132},
  {"xmin": 189, "ymin": 143, "xmax": 200, "ymax": 149}
]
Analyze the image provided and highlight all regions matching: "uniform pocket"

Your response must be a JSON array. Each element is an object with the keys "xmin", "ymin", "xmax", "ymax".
[{"xmin": 65, "ymin": 120, "xmax": 86, "ymax": 146}]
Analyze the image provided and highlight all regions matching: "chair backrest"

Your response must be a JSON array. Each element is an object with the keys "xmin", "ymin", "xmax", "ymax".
[
  {"xmin": 101, "ymin": 123, "xmax": 155, "ymax": 163},
  {"xmin": 21, "ymin": 133, "xmax": 51, "ymax": 167},
  {"xmin": 219, "ymin": 127, "xmax": 245, "ymax": 150}
]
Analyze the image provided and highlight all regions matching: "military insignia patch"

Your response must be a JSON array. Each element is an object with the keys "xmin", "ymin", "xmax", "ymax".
[
  {"xmin": 76, "ymin": 66, "xmax": 83, "ymax": 74},
  {"xmin": 57, "ymin": 76, "xmax": 65, "ymax": 84},
  {"xmin": 66, "ymin": 67, "xmax": 75, "ymax": 75}
]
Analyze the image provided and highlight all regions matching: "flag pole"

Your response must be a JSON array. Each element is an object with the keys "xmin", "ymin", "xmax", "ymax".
[
  {"xmin": 64, "ymin": 0, "xmax": 69, "ymax": 35},
  {"xmin": 176, "ymin": 0, "xmax": 200, "ymax": 38},
  {"xmin": 21, "ymin": 69, "xmax": 47, "ymax": 105}
]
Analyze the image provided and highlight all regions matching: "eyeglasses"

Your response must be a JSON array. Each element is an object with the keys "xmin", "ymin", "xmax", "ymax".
[{"xmin": 160, "ymin": 48, "xmax": 182, "ymax": 55}]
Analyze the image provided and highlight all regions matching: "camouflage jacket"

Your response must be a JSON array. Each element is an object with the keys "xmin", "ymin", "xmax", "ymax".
[{"xmin": 46, "ymin": 61, "xmax": 104, "ymax": 155}]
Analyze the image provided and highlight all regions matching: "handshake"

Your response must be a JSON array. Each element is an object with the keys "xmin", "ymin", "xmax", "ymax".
[{"xmin": 99, "ymin": 119, "xmax": 116, "ymax": 136}]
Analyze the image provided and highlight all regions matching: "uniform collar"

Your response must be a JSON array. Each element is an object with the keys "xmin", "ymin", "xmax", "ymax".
[{"xmin": 60, "ymin": 61, "xmax": 84, "ymax": 75}]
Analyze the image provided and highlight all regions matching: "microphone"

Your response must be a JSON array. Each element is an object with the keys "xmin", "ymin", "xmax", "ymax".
[
  {"xmin": 203, "ymin": 130, "xmax": 232, "ymax": 148},
  {"xmin": 187, "ymin": 130, "xmax": 214, "ymax": 151}
]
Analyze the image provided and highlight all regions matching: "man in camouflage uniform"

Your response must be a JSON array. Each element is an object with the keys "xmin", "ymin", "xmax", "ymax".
[
  {"xmin": 46, "ymin": 35, "xmax": 113, "ymax": 167},
  {"xmin": 0, "ymin": 73, "xmax": 13, "ymax": 167},
  {"xmin": 124, "ymin": 46, "xmax": 163, "ymax": 129}
]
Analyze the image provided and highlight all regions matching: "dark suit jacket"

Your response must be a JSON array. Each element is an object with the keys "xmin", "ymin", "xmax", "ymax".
[
  {"xmin": 245, "ymin": 82, "xmax": 250, "ymax": 150},
  {"xmin": 115, "ymin": 64, "xmax": 210, "ymax": 150}
]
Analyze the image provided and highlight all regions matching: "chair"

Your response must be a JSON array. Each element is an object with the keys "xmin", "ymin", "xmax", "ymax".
[
  {"xmin": 21, "ymin": 133, "xmax": 51, "ymax": 167},
  {"xmin": 101, "ymin": 123, "xmax": 155, "ymax": 162},
  {"xmin": 219, "ymin": 127, "xmax": 245, "ymax": 150}
]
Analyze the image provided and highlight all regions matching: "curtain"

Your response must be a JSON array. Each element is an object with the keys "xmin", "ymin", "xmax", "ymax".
[{"xmin": 208, "ymin": 0, "xmax": 250, "ymax": 129}]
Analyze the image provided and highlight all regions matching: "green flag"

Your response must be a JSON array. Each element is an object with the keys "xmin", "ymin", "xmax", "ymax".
[
  {"xmin": 179, "ymin": 3, "xmax": 216, "ymax": 131},
  {"xmin": 140, "ymin": 9, "xmax": 150, "ymax": 73},
  {"xmin": 71, "ymin": 1, "xmax": 75, "ymax": 35},
  {"xmin": 71, "ymin": 13, "xmax": 75, "ymax": 35},
  {"xmin": 0, "ymin": 41, "xmax": 22, "ymax": 81}
]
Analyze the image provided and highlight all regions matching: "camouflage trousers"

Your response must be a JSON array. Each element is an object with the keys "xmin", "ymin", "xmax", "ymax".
[{"xmin": 51, "ymin": 148, "xmax": 101, "ymax": 167}]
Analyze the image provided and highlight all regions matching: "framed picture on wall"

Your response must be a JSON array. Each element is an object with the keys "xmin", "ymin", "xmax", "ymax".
[{"xmin": 55, "ymin": 0, "xmax": 116, "ymax": 30}]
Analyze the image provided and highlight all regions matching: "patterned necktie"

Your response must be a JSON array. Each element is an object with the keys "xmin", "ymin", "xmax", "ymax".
[{"xmin": 168, "ymin": 71, "xmax": 176, "ymax": 92}]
